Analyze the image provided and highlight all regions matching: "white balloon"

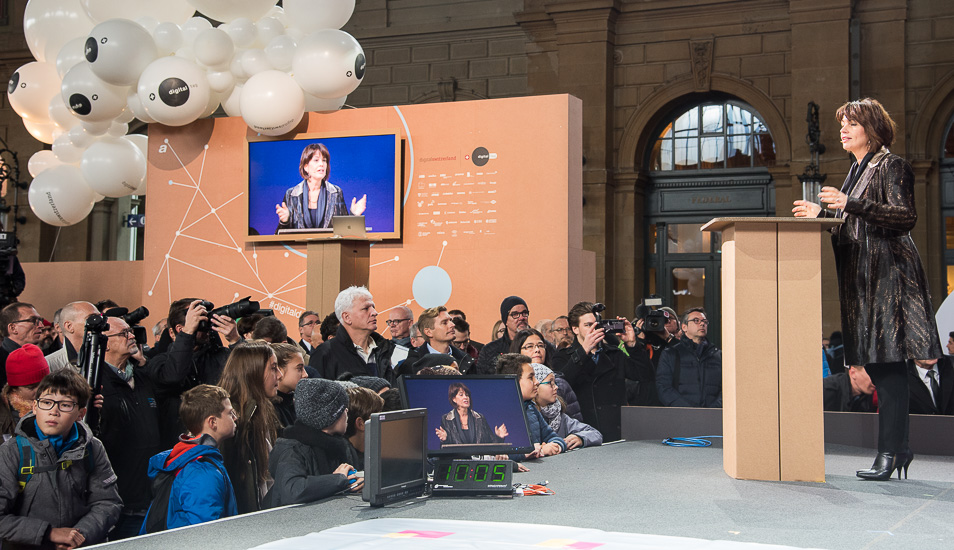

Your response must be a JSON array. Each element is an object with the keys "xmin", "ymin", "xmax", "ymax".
[
  {"xmin": 285, "ymin": 27, "xmax": 305, "ymax": 42},
  {"xmin": 28, "ymin": 165, "xmax": 96, "ymax": 226},
  {"xmin": 284, "ymin": 0, "xmax": 355, "ymax": 33},
  {"xmin": 52, "ymin": 133, "xmax": 84, "ymax": 164},
  {"xmin": 68, "ymin": 124, "xmax": 94, "ymax": 148},
  {"xmin": 186, "ymin": 0, "xmax": 277, "ymax": 23},
  {"xmin": 153, "ymin": 22, "xmax": 183, "ymax": 56},
  {"xmin": 55, "ymin": 38, "xmax": 87, "ymax": 80},
  {"xmin": 264, "ymin": 35, "xmax": 296, "ymax": 71},
  {"xmin": 265, "ymin": 5, "xmax": 287, "ymax": 25},
  {"xmin": 86, "ymin": 19, "xmax": 159, "ymax": 86},
  {"xmin": 224, "ymin": 18, "xmax": 256, "ymax": 48},
  {"xmin": 201, "ymin": 90, "xmax": 224, "ymax": 118},
  {"xmin": 23, "ymin": 119, "xmax": 60, "ymax": 145},
  {"xmin": 114, "ymin": 108, "xmax": 136, "ymax": 124},
  {"xmin": 60, "ymin": 63, "xmax": 129, "ymax": 122},
  {"xmin": 124, "ymin": 133, "xmax": 148, "ymax": 159},
  {"xmin": 240, "ymin": 49, "xmax": 270, "ymax": 76},
  {"xmin": 240, "ymin": 70, "xmax": 304, "ymax": 136},
  {"xmin": 81, "ymin": 137, "xmax": 146, "ymax": 197},
  {"xmin": 222, "ymin": 84, "xmax": 243, "ymax": 117},
  {"xmin": 207, "ymin": 70, "xmax": 235, "ymax": 94},
  {"xmin": 124, "ymin": 132, "xmax": 149, "ymax": 194},
  {"xmin": 24, "ymin": 0, "xmax": 97, "ymax": 63},
  {"xmin": 181, "ymin": 17, "xmax": 213, "ymax": 45},
  {"xmin": 126, "ymin": 88, "xmax": 155, "ymax": 123},
  {"xmin": 230, "ymin": 54, "xmax": 248, "ymax": 81},
  {"xmin": 81, "ymin": 0, "xmax": 196, "ymax": 25},
  {"xmin": 304, "ymin": 93, "xmax": 346, "ymax": 113},
  {"xmin": 193, "ymin": 28, "xmax": 234, "ymax": 68},
  {"xmin": 134, "ymin": 16, "xmax": 159, "ymax": 33},
  {"xmin": 28, "ymin": 150, "xmax": 64, "ymax": 178},
  {"xmin": 107, "ymin": 121, "xmax": 129, "ymax": 137},
  {"xmin": 81, "ymin": 120, "xmax": 110, "ymax": 136},
  {"xmin": 137, "ymin": 56, "xmax": 211, "ymax": 126},
  {"xmin": 292, "ymin": 29, "xmax": 365, "ymax": 99},
  {"xmin": 49, "ymin": 95, "xmax": 80, "ymax": 129},
  {"xmin": 174, "ymin": 47, "xmax": 196, "ymax": 61},
  {"xmin": 256, "ymin": 17, "xmax": 284, "ymax": 45},
  {"xmin": 7, "ymin": 62, "xmax": 60, "ymax": 122}
]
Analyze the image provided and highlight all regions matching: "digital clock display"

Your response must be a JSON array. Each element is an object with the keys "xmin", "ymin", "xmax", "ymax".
[
  {"xmin": 432, "ymin": 459, "xmax": 513, "ymax": 497},
  {"xmin": 439, "ymin": 462, "xmax": 508, "ymax": 483}
]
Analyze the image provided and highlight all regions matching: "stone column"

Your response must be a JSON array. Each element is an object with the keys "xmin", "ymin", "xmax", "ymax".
[{"xmin": 517, "ymin": 0, "xmax": 620, "ymax": 305}]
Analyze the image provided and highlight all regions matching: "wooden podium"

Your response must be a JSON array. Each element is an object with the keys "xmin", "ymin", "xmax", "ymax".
[
  {"xmin": 701, "ymin": 217, "xmax": 842, "ymax": 482},
  {"xmin": 304, "ymin": 239, "xmax": 374, "ymax": 316}
]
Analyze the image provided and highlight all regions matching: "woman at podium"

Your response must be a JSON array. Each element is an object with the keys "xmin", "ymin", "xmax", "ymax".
[
  {"xmin": 793, "ymin": 98, "xmax": 942, "ymax": 481},
  {"xmin": 275, "ymin": 143, "xmax": 366, "ymax": 232}
]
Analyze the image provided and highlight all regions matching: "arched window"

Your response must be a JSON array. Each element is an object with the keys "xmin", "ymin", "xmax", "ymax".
[{"xmin": 649, "ymin": 102, "xmax": 776, "ymax": 171}]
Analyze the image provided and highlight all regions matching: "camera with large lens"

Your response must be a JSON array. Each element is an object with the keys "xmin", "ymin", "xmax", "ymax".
[
  {"xmin": 634, "ymin": 295, "xmax": 669, "ymax": 334},
  {"xmin": 197, "ymin": 297, "xmax": 260, "ymax": 332},
  {"xmin": 122, "ymin": 306, "xmax": 150, "ymax": 346}
]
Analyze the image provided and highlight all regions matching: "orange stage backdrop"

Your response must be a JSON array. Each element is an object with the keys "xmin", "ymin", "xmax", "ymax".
[{"xmin": 141, "ymin": 94, "xmax": 592, "ymax": 339}]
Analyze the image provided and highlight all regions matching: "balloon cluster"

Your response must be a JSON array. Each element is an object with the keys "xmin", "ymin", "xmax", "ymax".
[{"xmin": 9, "ymin": 0, "xmax": 363, "ymax": 227}]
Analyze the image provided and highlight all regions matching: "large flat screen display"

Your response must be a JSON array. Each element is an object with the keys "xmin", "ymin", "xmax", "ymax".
[
  {"xmin": 400, "ymin": 375, "xmax": 534, "ymax": 457},
  {"xmin": 246, "ymin": 130, "xmax": 402, "ymax": 242}
]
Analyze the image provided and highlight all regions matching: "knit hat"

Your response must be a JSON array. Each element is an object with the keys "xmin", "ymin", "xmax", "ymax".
[
  {"xmin": 294, "ymin": 378, "xmax": 349, "ymax": 431},
  {"xmin": 500, "ymin": 296, "xmax": 528, "ymax": 323},
  {"xmin": 531, "ymin": 363, "xmax": 553, "ymax": 383},
  {"xmin": 413, "ymin": 354, "xmax": 457, "ymax": 371},
  {"xmin": 350, "ymin": 376, "xmax": 390, "ymax": 393},
  {"xmin": 6, "ymin": 344, "xmax": 50, "ymax": 387}
]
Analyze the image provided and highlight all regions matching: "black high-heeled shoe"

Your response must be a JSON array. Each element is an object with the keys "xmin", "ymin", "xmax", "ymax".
[
  {"xmin": 856, "ymin": 452, "xmax": 898, "ymax": 481},
  {"xmin": 896, "ymin": 449, "xmax": 914, "ymax": 480}
]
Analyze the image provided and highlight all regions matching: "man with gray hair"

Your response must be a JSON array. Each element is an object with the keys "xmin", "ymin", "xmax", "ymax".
[
  {"xmin": 45, "ymin": 300, "xmax": 99, "ymax": 372},
  {"xmin": 386, "ymin": 305, "xmax": 413, "ymax": 347},
  {"xmin": 309, "ymin": 286, "xmax": 397, "ymax": 383}
]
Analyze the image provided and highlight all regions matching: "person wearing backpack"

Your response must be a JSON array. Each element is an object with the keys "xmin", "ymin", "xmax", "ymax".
[
  {"xmin": 140, "ymin": 384, "xmax": 238, "ymax": 534},
  {"xmin": 0, "ymin": 370, "xmax": 122, "ymax": 549}
]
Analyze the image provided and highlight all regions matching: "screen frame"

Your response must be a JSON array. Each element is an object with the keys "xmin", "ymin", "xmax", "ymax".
[
  {"xmin": 362, "ymin": 407, "xmax": 428, "ymax": 507},
  {"xmin": 399, "ymin": 375, "xmax": 535, "ymax": 458},
  {"xmin": 244, "ymin": 129, "xmax": 403, "ymax": 243}
]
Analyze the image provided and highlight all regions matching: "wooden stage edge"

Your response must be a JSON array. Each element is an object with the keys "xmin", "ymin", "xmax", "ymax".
[{"xmin": 622, "ymin": 406, "xmax": 954, "ymax": 457}]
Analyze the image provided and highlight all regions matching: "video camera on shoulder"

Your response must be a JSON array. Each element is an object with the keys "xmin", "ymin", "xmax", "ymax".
[
  {"xmin": 196, "ymin": 296, "xmax": 261, "ymax": 332},
  {"xmin": 634, "ymin": 295, "xmax": 668, "ymax": 334}
]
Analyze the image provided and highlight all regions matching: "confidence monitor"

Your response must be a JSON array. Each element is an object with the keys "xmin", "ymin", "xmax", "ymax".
[
  {"xmin": 400, "ymin": 375, "xmax": 534, "ymax": 457},
  {"xmin": 362, "ymin": 408, "xmax": 428, "ymax": 507}
]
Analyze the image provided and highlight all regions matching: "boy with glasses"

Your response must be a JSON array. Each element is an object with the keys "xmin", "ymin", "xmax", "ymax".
[
  {"xmin": 140, "ymin": 385, "xmax": 238, "ymax": 533},
  {"xmin": 0, "ymin": 370, "xmax": 122, "ymax": 549},
  {"xmin": 655, "ymin": 307, "xmax": 723, "ymax": 408}
]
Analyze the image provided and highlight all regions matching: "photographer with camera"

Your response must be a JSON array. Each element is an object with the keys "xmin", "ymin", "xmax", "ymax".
[
  {"xmin": 145, "ymin": 298, "xmax": 243, "ymax": 447},
  {"xmin": 627, "ymin": 298, "xmax": 678, "ymax": 406},
  {"xmin": 46, "ymin": 301, "xmax": 99, "ymax": 372},
  {"xmin": 551, "ymin": 301, "xmax": 644, "ymax": 442}
]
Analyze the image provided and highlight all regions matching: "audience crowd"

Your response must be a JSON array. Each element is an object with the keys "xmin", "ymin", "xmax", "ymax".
[{"xmin": 0, "ymin": 287, "xmax": 949, "ymax": 548}]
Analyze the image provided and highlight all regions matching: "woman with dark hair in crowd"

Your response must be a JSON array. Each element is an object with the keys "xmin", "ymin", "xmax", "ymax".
[
  {"xmin": 794, "ymin": 97, "xmax": 943, "ymax": 480},
  {"xmin": 218, "ymin": 341, "xmax": 282, "ymax": 512},
  {"xmin": 435, "ymin": 382, "xmax": 507, "ymax": 446},
  {"xmin": 270, "ymin": 343, "xmax": 308, "ymax": 428},
  {"xmin": 275, "ymin": 142, "xmax": 366, "ymax": 232},
  {"xmin": 510, "ymin": 328, "xmax": 584, "ymax": 422}
]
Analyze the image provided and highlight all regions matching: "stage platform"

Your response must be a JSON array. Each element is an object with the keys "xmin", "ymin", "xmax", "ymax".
[{"xmin": 91, "ymin": 440, "xmax": 954, "ymax": 550}]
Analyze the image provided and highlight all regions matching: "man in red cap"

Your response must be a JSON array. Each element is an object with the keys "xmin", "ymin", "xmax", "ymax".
[{"xmin": 0, "ymin": 343, "xmax": 50, "ymax": 438}]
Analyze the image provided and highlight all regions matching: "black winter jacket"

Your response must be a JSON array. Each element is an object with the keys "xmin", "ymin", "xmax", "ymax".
[
  {"xmin": 97, "ymin": 364, "xmax": 162, "ymax": 511},
  {"xmin": 655, "ymin": 336, "xmax": 722, "ymax": 408},
  {"xmin": 265, "ymin": 423, "xmax": 353, "ymax": 507},
  {"xmin": 309, "ymin": 326, "xmax": 397, "ymax": 383},
  {"xmin": 551, "ymin": 339, "xmax": 641, "ymax": 442}
]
